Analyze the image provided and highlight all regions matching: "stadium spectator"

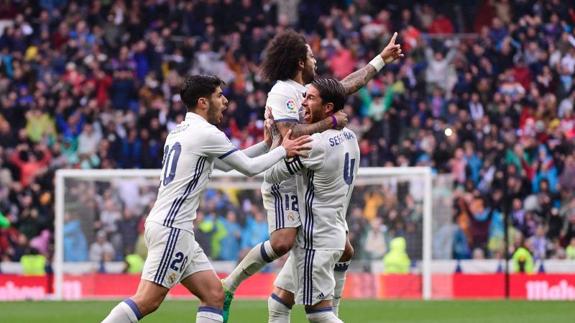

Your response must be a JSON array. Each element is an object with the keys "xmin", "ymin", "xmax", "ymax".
[
  {"xmin": 239, "ymin": 207, "xmax": 269, "ymax": 259},
  {"xmin": 363, "ymin": 217, "xmax": 387, "ymax": 261},
  {"xmin": 383, "ymin": 236, "xmax": 411, "ymax": 274},
  {"xmin": 219, "ymin": 210, "xmax": 242, "ymax": 261},
  {"xmin": 89, "ymin": 230, "xmax": 115, "ymax": 264},
  {"xmin": 512, "ymin": 242, "xmax": 535, "ymax": 274},
  {"xmin": 63, "ymin": 213, "xmax": 88, "ymax": 262}
]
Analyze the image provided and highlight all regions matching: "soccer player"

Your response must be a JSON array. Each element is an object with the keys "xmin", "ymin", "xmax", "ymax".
[
  {"xmin": 222, "ymin": 30, "xmax": 403, "ymax": 320},
  {"xmin": 265, "ymin": 78, "xmax": 359, "ymax": 323},
  {"xmin": 101, "ymin": 75, "xmax": 311, "ymax": 323}
]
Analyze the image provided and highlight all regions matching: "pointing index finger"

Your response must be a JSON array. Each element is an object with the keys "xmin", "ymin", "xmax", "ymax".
[{"xmin": 389, "ymin": 32, "xmax": 398, "ymax": 45}]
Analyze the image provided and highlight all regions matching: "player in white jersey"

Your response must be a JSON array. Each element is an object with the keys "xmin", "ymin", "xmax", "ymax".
[
  {"xmin": 102, "ymin": 75, "xmax": 311, "ymax": 323},
  {"xmin": 222, "ymin": 30, "xmax": 403, "ymax": 321},
  {"xmin": 265, "ymin": 78, "xmax": 360, "ymax": 323}
]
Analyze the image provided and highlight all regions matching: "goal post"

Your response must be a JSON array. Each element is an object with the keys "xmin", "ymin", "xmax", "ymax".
[{"xmin": 54, "ymin": 167, "xmax": 433, "ymax": 300}]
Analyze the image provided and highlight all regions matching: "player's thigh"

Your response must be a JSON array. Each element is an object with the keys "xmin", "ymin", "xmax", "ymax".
[
  {"xmin": 179, "ymin": 238, "xmax": 222, "ymax": 305},
  {"xmin": 293, "ymin": 248, "xmax": 343, "ymax": 306},
  {"xmin": 180, "ymin": 269, "xmax": 223, "ymax": 306},
  {"xmin": 270, "ymin": 227, "xmax": 298, "ymax": 255}
]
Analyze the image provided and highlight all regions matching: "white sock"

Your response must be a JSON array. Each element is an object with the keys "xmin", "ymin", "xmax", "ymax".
[
  {"xmin": 306, "ymin": 307, "xmax": 343, "ymax": 323},
  {"xmin": 102, "ymin": 299, "xmax": 141, "ymax": 323},
  {"xmin": 196, "ymin": 306, "xmax": 224, "ymax": 322},
  {"xmin": 268, "ymin": 293, "xmax": 292, "ymax": 323},
  {"xmin": 223, "ymin": 241, "xmax": 278, "ymax": 292},
  {"xmin": 332, "ymin": 261, "xmax": 350, "ymax": 317}
]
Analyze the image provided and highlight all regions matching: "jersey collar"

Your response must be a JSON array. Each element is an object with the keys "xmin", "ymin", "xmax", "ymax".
[{"xmin": 185, "ymin": 111, "xmax": 205, "ymax": 122}]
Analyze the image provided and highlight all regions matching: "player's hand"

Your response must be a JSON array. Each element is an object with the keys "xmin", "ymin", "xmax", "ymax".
[
  {"xmin": 333, "ymin": 111, "xmax": 348, "ymax": 130},
  {"xmin": 380, "ymin": 32, "xmax": 404, "ymax": 64},
  {"xmin": 281, "ymin": 129, "xmax": 312, "ymax": 158}
]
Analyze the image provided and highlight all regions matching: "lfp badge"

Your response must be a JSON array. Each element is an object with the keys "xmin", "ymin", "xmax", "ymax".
[{"xmin": 286, "ymin": 99, "xmax": 297, "ymax": 112}]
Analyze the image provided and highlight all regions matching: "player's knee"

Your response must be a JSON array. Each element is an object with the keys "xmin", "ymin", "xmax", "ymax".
[
  {"xmin": 271, "ymin": 239, "xmax": 294, "ymax": 256},
  {"xmin": 133, "ymin": 296, "xmax": 162, "ymax": 315},
  {"xmin": 270, "ymin": 230, "xmax": 296, "ymax": 256},
  {"xmin": 204, "ymin": 286, "xmax": 225, "ymax": 308}
]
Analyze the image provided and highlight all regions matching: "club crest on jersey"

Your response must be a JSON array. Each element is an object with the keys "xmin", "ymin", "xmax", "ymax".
[
  {"xmin": 167, "ymin": 272, "xmax": 177, "ymax": 285},
  {"xmin": 286, "ymin": 99, "xmax": 297, "ymax": 112}
]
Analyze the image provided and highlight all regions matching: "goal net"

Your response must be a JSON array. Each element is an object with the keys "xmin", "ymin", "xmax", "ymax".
[{"xmin": 55, "ymin": 167, "xmax": 440, "ymax": 300}]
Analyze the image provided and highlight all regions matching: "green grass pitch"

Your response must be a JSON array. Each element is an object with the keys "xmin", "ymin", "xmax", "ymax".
[{"xmin": 0, "ymin": 299, "xmax": 573, "ymax": 322}]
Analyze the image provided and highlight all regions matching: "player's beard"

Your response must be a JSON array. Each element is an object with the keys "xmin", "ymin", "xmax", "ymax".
[{"xmin": 207, "ymin": 100, "xmax": 222, "ymax": 125}]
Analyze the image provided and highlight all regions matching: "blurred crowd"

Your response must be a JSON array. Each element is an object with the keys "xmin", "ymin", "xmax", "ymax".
[
  {"xmin": 1, "ymin": 0, "xmax": 575, "ymax": 268},
  {"xmin": 60, "ymin": 175, "xmax": 425, "ymax": 274}
]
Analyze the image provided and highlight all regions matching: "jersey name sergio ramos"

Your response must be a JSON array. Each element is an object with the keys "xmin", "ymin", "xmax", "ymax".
[
  {"xmin": 146, "ymin": 112, "xmax": 239, "ymax": 233},
  {"xmin": 261, "ymin": 79, "xmax": 307, "ymax": 232},
  {"xmin": 265, "ymin": 128, "xmax": 360, "ymax": 250}
]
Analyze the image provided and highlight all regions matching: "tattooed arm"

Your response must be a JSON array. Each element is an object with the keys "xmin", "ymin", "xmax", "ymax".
[
  {"xmin": 340, "ymin": 32, "xmax": 404, "ymax": 95},
  {"xmin": 276, "ymin": 118, "xmax": 335, "ymax": 139},
  {"xmin": 340, "ymin": 64, "xmax": 379, "ymax": 96}
]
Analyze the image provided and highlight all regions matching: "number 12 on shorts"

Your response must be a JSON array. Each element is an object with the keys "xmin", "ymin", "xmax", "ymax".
[{"xmin": 284, "ymin": 194, "xmax": 298, "ymax": 212}]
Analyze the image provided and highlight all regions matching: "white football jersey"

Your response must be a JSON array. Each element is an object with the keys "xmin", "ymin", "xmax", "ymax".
[
  {"xmin": 261, "ymin": 80, "xmax": 307, "ymax": 214},
  {"xmin": 146, "ymin": 112, "xmax": 238, "ymax": 233},
  {"xmin": 265, "ymin": 128, "xmax": 360, "ymax": 250}
]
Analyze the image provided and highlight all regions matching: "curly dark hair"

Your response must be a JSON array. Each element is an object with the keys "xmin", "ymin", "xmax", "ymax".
[
  {"xmin": 260, "ymin": 30, "xmax": 308, "ymax": 82},
  {"xmin": 180, "ymin": 74, "xmax": 225, "ymax": 111}
]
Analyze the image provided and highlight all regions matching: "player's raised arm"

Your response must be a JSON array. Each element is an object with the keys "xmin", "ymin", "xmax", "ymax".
[
  {"xmin": 340, "ymin": 32, "xmax": 404, "ymax": 95},
  {"xmin": 219, "ymin": 130, "xmax": 311, "ymax": 177}
]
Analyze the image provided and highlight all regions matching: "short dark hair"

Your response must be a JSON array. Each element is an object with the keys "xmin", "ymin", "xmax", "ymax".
[
  {"xmin": 260, "ymin": 30, "xmax": 308, "ymax": 82},
  {"xmin": 180, "ymin": 75, "xmax": 225, "ymax": 111},
  {"xmin": 310, "ymin": 78, "xmax": 346, "ymax": 112}
]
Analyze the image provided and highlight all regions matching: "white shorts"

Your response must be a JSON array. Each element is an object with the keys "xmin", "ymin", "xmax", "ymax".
[
  {"xmin": 261, "ymin": 178, "xmax": 301, "ymax": 233},
  {"xmin": 275, "ymin": 247, "xmax": 343, "ymax": 306},
  {"xmin": 142, "ymin": 222, "xmax": 213, "ymax": 289}
]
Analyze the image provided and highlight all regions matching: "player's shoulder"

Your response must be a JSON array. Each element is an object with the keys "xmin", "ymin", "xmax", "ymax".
[
  {"xmin": 270, "ymin": 80, "xmax": 290, "ymax": 92},
  {"xmin": 269, "ymin": 80, "xmax": 304, "ymax": 96},
  {"xmin": 173, "ymin": 116, "xmax": 222, "ymax": 140},
  {"xmin": 321, "ymin": 128, "xmax": 358, "ymax": 148}
]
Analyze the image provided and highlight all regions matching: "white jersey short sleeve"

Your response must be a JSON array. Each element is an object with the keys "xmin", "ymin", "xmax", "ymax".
[
  {"xmin": 204, "ymin": 127, "xmax": 239, "ymax": 159},
  {"xmin": 266, "ymin": 80, "xmax": 307, "ymax": 122}
]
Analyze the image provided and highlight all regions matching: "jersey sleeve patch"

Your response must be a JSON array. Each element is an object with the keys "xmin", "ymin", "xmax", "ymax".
[{"xmin": 285, "ymin": 156, "xmax": 305, "ymax": 175}]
